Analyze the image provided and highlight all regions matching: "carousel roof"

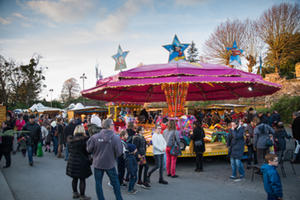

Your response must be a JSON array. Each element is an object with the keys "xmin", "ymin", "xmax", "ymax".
[{"xmin": 82, "ymin": 62, "xmax": 281, "ymax": 102}]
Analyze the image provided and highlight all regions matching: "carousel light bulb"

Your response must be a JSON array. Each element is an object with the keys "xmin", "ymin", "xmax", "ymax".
[
  {"xmin": 104, "ymin": 90, "xmax": 107, "ymax": 94},
  {"xmin": 248, "ymin": 87, "xmax": 253, "ymax": 91}
]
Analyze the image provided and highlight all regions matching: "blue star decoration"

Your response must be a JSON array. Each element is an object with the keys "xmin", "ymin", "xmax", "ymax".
[
  {"xmin": 163, "ymin": 35, "xmax": 190, "ymax": 63},
  {"xmin": 112, "ymin": 45, "xmax": 129, "ymax": 71},
  {"xmin": 226, "ymin": 40, "xmax": 243, "ymax": 67}
]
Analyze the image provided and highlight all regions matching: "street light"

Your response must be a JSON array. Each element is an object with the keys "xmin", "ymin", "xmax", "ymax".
[
  {"xmin": 80, "ymin": 73, "xmax": 87, "ymax": 105},
  {"xmin": 49, "ymin": 89, "xmax": 53, "ymax": 107},
  {"xmin": 80, "ymin": 73, "xmax": 87, "ymax": 90}
]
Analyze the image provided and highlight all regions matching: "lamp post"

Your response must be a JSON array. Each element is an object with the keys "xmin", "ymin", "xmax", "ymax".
[
  {"xmin": 80, "ymin": 73, "xmax": 87, "ymax": 90},
  {"xmin": 49, "ymin": 89, "xmax": 53, "ymax": 107},
  {"xmin": 80, "ymin": 73, "xmax": 87, "ymax": 105}
]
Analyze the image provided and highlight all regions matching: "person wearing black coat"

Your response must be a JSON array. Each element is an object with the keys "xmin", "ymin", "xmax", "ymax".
[
  {"xmin": 274, "ymin": 122, "xmax": 291, "ymax": 163},
  {"xmin": 66, "ymin": 125, "xmax": 92, "ymax": 200},
  {"xmin": 191, "ymin": 121, "xmax": 205, "ymax": 172},
  {"xmin": 22, "ymin": 114, "xmax": 41, "ymax": 166},
  {"xmin": 63, "ymin": 119, "xmax": 76, "ymax": 161},
  {"xmin": 227, "ymin": 121, "xmax": 245, "ymax": 179},
  {"xmin": 0, "ymin": 122, "xmax": 14, "ymax": 168}
]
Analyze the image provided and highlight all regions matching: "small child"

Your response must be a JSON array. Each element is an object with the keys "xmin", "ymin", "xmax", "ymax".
[
  {"xmin": 260, "ymin": 154, "xmax": 283, "ymax": 200},
  {"xmin": 125, "ymin": 143, "xmax": 138, "ymax": 194}
]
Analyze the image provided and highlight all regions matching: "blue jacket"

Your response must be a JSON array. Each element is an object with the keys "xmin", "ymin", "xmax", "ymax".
[
  {"xmin": 261, "ymin": 164, "xmax": 283, "ymax": 199},
  {"xmin": 125, "ymin": 153, "xmax": 138, "ymax": 177},
  {"xmin": 227, "ymin": 126, "xmax": 245, "ymax": 159}
]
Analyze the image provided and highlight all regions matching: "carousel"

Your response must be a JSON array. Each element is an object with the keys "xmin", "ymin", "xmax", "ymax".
[{"xmin": 82, "ymin": 35, "xmax": 281, "ymax": 157}]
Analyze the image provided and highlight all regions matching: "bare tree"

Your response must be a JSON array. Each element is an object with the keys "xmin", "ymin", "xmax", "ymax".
[
  {"xmin": 244, "ymin": 19, "xmax": 265, "ymax": 73},
  {"xmin": 256, "ymin": 3, "xmax": 300, "ymax": 73},
  {"xmin": 61, "ymin": 78, "xmax": 81, "ymax": 103},
  {"xmin": 203, "ymin": 19, "xmax": 247, "ymax": 66}
]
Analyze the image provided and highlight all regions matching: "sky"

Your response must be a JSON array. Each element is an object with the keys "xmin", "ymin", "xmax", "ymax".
[{"xmin": 0, "ymin": 0, "xmax": 297, "ymax": 101}]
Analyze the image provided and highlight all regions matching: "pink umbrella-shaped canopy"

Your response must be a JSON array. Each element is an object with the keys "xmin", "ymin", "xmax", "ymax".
[{"xmin": 82, "ymin": 62, "xmax": 281, "ymax": 103}]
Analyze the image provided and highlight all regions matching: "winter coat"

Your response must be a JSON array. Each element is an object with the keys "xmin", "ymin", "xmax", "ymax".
[
  {"xmin": 66, "ymin": 134, "xmax": 92, "ymax": 179},
  {"xmin": 57, "ymin": 124, "xmax": 64, "ymax": 145},
  {"xmin": 87, "ymin": 129, "xmax": 123, "ymax": 170},
  {"xmin": 191, "ymin": 127, "xmax": 205, "ymax": 153},
  {"xmin": 63, "ymin": 122, "xmax": 76, "ymax": 142},
  {"xmin": 274, "ymin": 128, "xmax": 290, "ymax": 151},
  {"xmin": 152, "ymin": 132, "xmax": 166, "ymax": 155},
  {"xmin": 133, "ymin": 134, "xmax": 147, "ymax": 156},
  {"xmin": 245, "ymin": 124, "xmax": 255, "ymax": 146},
  {"xmin": 125, "ymin": 153, "xmax": 138, "ymax": 176},
  {"xmin": 254, "ymin": 123, "xmax": 275, "ymax": 149},
  {"xmin": 22, "ymin": 122, "xmax": 41, "ymax": 145},
  {"xmin": 163, "ymin": 129, "xmax": 180, "ymax": 148},
  {"xmin": 261, "ymin": 164, "xmax": 283, "ymax": 199},
  {"xmin": 15, "ymin": 119, "xmax": 25, "ymax": 131},
  {"xmin": 227, "ymin": 126, "xmax": 245, "ymax": 159},
  {"xmin": 87, "ymin": 124, "xmax": 102, "ymax": 136},
  {"xmin": 292, "ymin": 116, "xmax": 300, "ymax": 140},
  {"xmin": 0, "ymin": 128, "xmax": 14, "ymax": 153}
]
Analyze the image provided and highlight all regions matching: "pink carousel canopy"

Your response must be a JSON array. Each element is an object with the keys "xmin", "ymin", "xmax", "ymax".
[{"xmin": 82, "ymin": 62, "xmax": 281, "ymax": 102}]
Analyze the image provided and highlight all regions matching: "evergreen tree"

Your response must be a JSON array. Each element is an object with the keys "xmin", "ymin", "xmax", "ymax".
[{"xmin": 187, "ymin": 41, "xmax": 199, "ymax": 63}]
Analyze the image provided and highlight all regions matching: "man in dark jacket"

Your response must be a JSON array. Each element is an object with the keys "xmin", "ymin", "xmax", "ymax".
[
  {"xmin": 87, "ymin": 118, "xmax": 123, "ymax": 200},
  {"xmin": 227, "ymin": 121, "xmax": 245, "ymax": 179},
  {"xmin": 292, "ymin": 111, "xmax": 300, "ymax": 162},
  {"xmin": 63, "ymin": 119, "xmax": 76, "ymax": 161},
  {"xmin": 0, "ymin": 122, "xmax": 14, "ymax": 168},
  {"xmin": 22, "ymin": 114, "xmax": 41, "ymax": 166}
]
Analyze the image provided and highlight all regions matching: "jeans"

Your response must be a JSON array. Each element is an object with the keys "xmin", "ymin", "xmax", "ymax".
[
  {"xmin": 53, "ymin": 136, "xmax": 58, "ymax": 156},
  {"xmin": 94, "ymin": 167, "xmax": 123, "ymax": 200},
  {"xmin": 148, "ymin": 154, "xmax": 164, "ymax": 180},
  {"xmin": 247, "ymin": 145, "xmax": 258, "ymax": 165},
  {"xmin": 166, "ymin": 147, "xmax": 177, "ymax": 176},
  {"xmin": 0, "ymin": 152, "xmax": 11, "ymax": 167},
  {"xmin": 195, "ymin": 152, "xmax": 203, "ymax": 170},
  {"xmin": 27, "ymin": 145, "xmax": 33, "ymax": 164},
  {"xmin": 230, "ymin": 157, "xmax": 245, "ymax": 177},
  {"xmin": 138, "ymin": 162, "xmax": 149, "ymax": 183},
  {"xmin": 128, "ymin": 173, "xmax": 137, "ymax": 192},
  {"xmin": 117, "ymin": 155, "xmax": 125, "ymax": 184}
]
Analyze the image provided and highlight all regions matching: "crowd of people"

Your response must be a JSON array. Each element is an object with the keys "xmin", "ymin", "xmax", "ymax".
[{"xmin": 0, "ymin": 107, "xmax": 300, "ymax": 200}]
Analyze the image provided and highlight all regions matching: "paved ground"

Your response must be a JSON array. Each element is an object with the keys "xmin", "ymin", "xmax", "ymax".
[{"xmin": 1, "ymin": 129, "xmax": 300, "ymax": 200}]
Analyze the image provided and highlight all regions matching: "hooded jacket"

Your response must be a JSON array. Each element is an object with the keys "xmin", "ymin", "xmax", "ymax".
[
  {"xmin": 254, "ymin": 123, "xmax": 275, "ymax": 149},
  {"xmin": 87, "ymin": 129, "xmax": 123, "ymax": 169},
  {"xmin": 261, "ymin": 164, "xmax": 283, "ymax": 199}
]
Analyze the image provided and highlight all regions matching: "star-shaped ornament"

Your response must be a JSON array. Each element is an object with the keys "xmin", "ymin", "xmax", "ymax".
[
  {"xmin": 112, "ymin": 45, "xmax": 129, "ymax": 71},
  {"xmin": 163, "ymin": 35, "xmax": 190, "ymax": 63}
]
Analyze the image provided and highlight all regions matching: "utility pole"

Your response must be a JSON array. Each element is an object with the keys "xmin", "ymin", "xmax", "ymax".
[{"xmin": 49, "ymin": 89, "xmax": 53, "ymax": 107}]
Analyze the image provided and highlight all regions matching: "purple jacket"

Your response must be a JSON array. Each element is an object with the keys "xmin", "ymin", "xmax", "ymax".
[{"xmin": 87, "ymin": 129, "xmax": 123, "ymax": 170}]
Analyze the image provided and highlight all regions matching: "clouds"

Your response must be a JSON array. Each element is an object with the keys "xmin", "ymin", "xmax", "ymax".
[
  {"xmin": 27, "ymin": 0, "xmax": 93, "ymax": 23},
  {"xmin": 175, "ymin": 0, "xmax": 209, "ymax": 6},
  {"xmin": 0, "ymin": 17, "xmax": 11, "ymax": 24},
  {"xmin": 95, "ymin": 0, "xmax": 152, "ymax": 35}
]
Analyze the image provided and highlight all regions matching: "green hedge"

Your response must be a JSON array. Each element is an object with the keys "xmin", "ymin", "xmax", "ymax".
[{"xmin": 271, "ymin": 96, "xmax": 300, "ymax": 123}]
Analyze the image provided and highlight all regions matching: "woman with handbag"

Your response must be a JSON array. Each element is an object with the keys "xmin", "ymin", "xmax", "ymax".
[
  {"xmin": 66, "ymin": 125, "xmax": 92, "ymax": 200},
  {"xmin": 164, "ymin": 120, "xmax": 181, "ymax": 178},
  {"xmin": 191, "ymin": 121, "xmax": 205, "ymax": 172}
]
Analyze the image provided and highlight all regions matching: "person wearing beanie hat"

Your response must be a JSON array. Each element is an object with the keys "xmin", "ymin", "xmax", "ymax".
[{"xmin": 125, "ymin": 143, "xmax": 138, "ymax": 194}]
